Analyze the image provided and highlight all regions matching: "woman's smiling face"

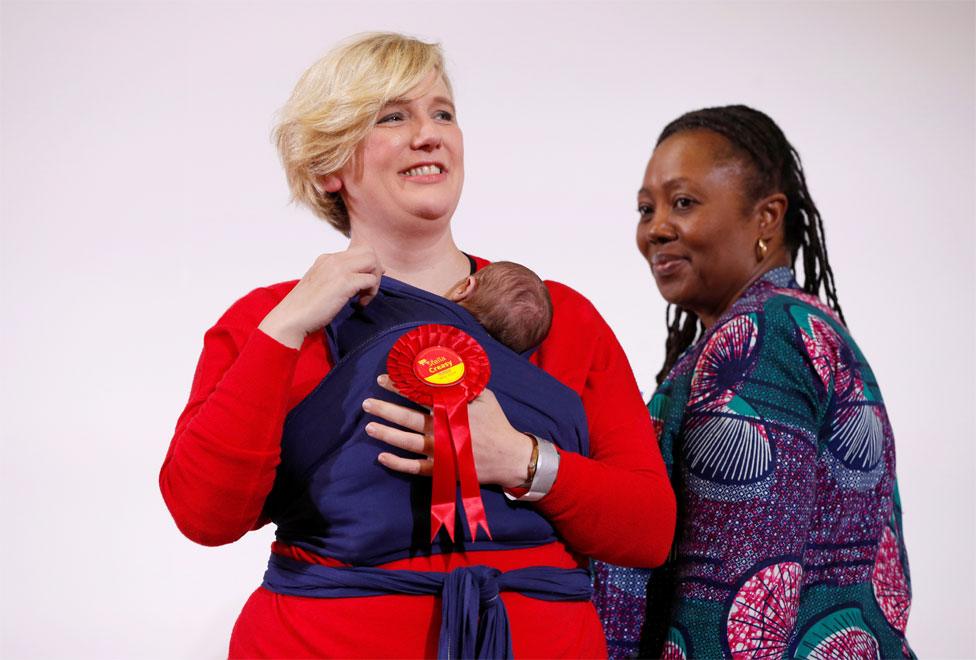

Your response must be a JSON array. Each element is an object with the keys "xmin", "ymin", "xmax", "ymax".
[
  {"xmin": 636, "ymin": 129, "xmax": 767, "ymax": 327},
  {"xmin": 331, "ymin": 71, "xmax": 464, "ymax": 234}
]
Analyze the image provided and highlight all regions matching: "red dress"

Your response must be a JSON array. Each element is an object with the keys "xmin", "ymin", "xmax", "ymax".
[{"xmin": 160, "ymin": 255, "xmax": 675, "ymax": 658}]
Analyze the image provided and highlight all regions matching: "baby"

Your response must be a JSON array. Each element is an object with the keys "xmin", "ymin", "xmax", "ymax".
[{"xmin": 445, "ymin": 261, "xmax": 553, "ymax": 354}]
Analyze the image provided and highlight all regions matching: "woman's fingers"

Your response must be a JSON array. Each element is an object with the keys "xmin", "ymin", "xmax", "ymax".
[
  {"xmin": 348, "ymin": 272, "xmax": 381, "ymax": 306},
  {"xmin": 368, "ymin": 417, "xmax": 435, "ymax": 477},
  {"xmin": 365, "ymin": 421, "xmax": 432, "ymax": 455},
  {"xmin": 257, "ymin": 246, "xmax": 386, "ymax": 348},
  {"xmin": 375, "ymin": 374, "xmax": 407, "ymax": 398},
  {"xmin": 344, "ymin": 250, "xmax": 384, "ymax": 306},
  {"xmin": 377, "ymin": 452, "xmax": 434, "ymax": 477},
  {"xmin": 362, "ymin": 395, "xmax": 429, "ymax": 433},
  {"xmin": 343, "ymin": 244, "xmax": 384, "ymax": 274},
  {"xmin": 367, "ymin": 376, "xmax": 437, "ymax": 476}
]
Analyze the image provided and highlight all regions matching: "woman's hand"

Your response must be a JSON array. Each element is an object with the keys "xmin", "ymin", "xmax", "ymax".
[
  {"xmin": 258, "ymin": 246, "xmax": 384, "ymax": 349},
  {"xmin": 363, "ymin": 375, "xmax": 535, "ymax": 489}
]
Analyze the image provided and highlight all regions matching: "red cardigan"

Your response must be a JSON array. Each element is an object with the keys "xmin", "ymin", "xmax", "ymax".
[{"xmin": 160, "ymin": 255, "xmax": 675, "ymax": 657}]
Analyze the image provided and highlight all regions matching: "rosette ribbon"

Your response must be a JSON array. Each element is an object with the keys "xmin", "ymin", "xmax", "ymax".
[{"xmin": 387, "ymin": 324, "xmax": 492, "ymax": 542}]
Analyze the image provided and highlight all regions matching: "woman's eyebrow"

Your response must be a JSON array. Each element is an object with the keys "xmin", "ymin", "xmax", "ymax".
[
  {"xmin": 387, "ymin": 95, "xmax": 455, "ymax": 111},
  {"xmin": 662, "ymin": 177, "xmax": 693, "ymax": 191},
  {"xmin": 638, "ymin": 178, "xmax": 694, "ymax": 196}
]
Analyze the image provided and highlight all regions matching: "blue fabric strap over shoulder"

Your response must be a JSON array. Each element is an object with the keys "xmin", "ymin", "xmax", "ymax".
[{"xmin": 262, "ymin": 554, "xmax": 593, "ymax": 659}]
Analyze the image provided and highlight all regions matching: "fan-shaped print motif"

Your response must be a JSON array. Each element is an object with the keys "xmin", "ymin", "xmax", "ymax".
[
  {"xmin": 804, "ymin": 628, "xmax": 880, "ymax": 659},
  {"xmin": 790, "ymin": 308, "xmax": 855, "ymax": 396},
  {"xmin": 812, "ymin": 316, "xmax": 853, "ymax": 395},
  {"xmin": 793, "ymin": 607, "xmax": 880, "ymax": 659},
  {"xmin": 828, "ymin": 401, "xmax": 885, "ymax": 472},
  {"xmin": 781, "ymin": 289, "xmax": 837, "ymax": 319},
  {"xmin": 689, "ymin": 315, "xmax": 759, "ymax": 407},
  {"xmin": 661, "ymin": 626, "xmax": 689, "ymax": 660},
  {"xmin": 684, "ymin": 394, "xmax": 772, "ymax": 483},
  {"xmin": 726, "ymin": 561, "xmax": 802, "ymax": 659},
  {"xmin": 872, "ymin": 526, "xmax": 911, "ymax": 634}
]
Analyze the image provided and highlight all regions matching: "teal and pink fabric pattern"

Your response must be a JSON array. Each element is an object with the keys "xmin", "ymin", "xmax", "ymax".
[{"xmin": 594, "ymin": 268, "xmax": 913, "ymax": 658}]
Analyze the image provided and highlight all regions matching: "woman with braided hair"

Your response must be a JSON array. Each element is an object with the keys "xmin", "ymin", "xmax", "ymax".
[{"xmin": 593, "ymin": 106, "xmax": 914, "ymax": 658}]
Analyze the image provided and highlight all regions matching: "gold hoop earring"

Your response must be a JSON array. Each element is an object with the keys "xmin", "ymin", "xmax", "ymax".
[{"xmin": 756, "ymin": 238, "xmax": 768, "ymax": 261}]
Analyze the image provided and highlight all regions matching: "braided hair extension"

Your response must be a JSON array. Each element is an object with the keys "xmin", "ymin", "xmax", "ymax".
[
  {"xmin": 656, "ymin": 304, "xmax": 702, "ymax": 386},
  {"xmin": 654, "ymin": 105, "xmax": 846, "ymax": 385}
]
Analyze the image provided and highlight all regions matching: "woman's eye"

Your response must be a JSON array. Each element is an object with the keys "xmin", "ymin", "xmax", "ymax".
[
  {"xmin": 377, "ymin": 112, "xmax": 405, "ymax": 124},
  {"xmin": 434, "ymin": 110, "xmax": 454, "ymax": 122},
  {"xmin": 674, "ymin": 197, "xmax": 695, "ymax": 210},
  {"xmin": 637, "ymin": 204, "xmax": 654, "ymax": 218}
]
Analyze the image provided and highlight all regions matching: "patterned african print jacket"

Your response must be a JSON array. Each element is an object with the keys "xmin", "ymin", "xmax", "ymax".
[{"xmin": 594, "ymin": 267, "xmax": 913, "ymax": 659}]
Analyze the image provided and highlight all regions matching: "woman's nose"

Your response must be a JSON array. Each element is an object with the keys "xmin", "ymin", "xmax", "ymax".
[
  {"xmin": 645, "ymin": 210, "xmax": 676, "ymax": 244},
  {"xmin": 410, "ymin": 117, "xmax": 443, "ymax": 151}
]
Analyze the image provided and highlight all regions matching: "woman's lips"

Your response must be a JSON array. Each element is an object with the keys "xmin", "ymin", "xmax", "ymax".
[
  {"xmin": 651, "ymin": 253, "xmax": 688, "ymax": 277},
  {"xmin": 401, "ymin": 171, "xmax": 447, "ymax": 183}
]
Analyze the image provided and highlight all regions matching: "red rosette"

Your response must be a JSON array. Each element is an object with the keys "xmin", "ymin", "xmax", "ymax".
[
  {"xmin": 387, "ymin": 324, "xmax": 490, "ymax": 404},
  {"xmin": 386, "ymin": 325, "xmax": 492, "ymax": 542}
]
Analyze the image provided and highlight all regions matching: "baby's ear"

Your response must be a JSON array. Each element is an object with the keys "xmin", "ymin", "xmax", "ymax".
[{"xmin": 451, "ymin": 275, "xmax": 478, "ymax": 302}]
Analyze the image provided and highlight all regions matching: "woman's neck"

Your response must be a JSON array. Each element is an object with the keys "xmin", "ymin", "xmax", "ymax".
[
  {"xmin": 348, "ymin": 222, "xmax": 470, "ymax": 296},
  {"xmin": 697, "ymin": 253, "xmax": 792, "ymax": 329}
]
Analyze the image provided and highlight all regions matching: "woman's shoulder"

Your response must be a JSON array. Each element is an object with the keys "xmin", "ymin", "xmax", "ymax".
[
  {"xmin": 528, "ymin": 279, "xmax": 626, "ymax": 394},
  {"xmin": 715, "ymin": 286, "xmax": 874, "ymax": 400},
  {"xmin": 691, "ymin": 287, "xmax": 840, "ymax": 386},
  {"xmin": 541, "ymin": 280, "xmax": 618, "ymax": 348},
  {"xmin": 755, "ymin": 288, "xmax": 859, "ymax": 365},
  {"xmin": 716, "ymin": 283, "xmax": 847, "ymax": 345},
  {"xmin": 544, "ymin": 280, "xmax": 602, "ymax": 320},
  {"xmin": 737, "ymin": 281, "xmax": 844, "ymax": 329}
]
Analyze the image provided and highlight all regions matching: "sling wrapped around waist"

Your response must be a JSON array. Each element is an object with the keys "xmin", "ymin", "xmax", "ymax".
[{"xmin": 262, "ymin": 553, "xmax": 593, "ymax": 659}]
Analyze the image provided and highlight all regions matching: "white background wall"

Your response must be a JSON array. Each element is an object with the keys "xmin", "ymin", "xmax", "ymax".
[{"xmin": 2, "ymin": 1, "xmax": 973, "ymax": 657}]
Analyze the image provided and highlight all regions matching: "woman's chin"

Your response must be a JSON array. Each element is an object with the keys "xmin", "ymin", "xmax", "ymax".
[
  {"xmin": 653, "ymin": 278, "xmax": 686, "ymax": 306},
  {"xmin": 409, "ymin": 204, "xmax": 457, "ymax": 224},
  {"xmin": 371, "ymin": 206, "xmax": 454, "ymax": 232}
]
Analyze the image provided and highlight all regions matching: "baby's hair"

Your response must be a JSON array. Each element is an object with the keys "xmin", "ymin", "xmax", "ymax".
[{"xmin": 463, "ymin": 262, "xmax": 552, "ymax": 353}]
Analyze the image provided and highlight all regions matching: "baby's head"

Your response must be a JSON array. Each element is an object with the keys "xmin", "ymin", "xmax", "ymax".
[{"xmin": 446, "ymin": 261, "xmax": 553, "ymax": 353}]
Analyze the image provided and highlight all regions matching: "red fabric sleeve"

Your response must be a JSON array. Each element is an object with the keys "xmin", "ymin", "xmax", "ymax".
[
  {"xmin": 531, "ymin": 281, "xmax": 676, "ymax": 568},
  {"xmin": 159, "ymin": 283, "xmax": 318, "ymax": 546}
]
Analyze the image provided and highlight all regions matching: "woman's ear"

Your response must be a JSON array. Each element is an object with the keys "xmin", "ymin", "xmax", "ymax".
[
  {"xmin": 756, "ymin": 192, "xmax": 788, "ymax": 241},
  {"xmin": 318, "ymin": 174, "xmax": 343, "ymax": 193}
]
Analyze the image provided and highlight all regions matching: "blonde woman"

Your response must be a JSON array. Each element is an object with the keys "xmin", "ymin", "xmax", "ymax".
[{"xmin": 160, "ymin": 33, "xmax": 675, "ymax": 658}]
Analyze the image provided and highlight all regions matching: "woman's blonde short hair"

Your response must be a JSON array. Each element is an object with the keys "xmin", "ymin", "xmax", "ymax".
[{"xmin": 274, "ymin": 32, "xmax": 450, "ymax": 236}]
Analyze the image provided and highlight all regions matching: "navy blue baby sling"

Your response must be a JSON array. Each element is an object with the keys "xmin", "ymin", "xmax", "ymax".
[{"xmin": 260, "ymin": 276, "xmax": 592, "ymax": 658}]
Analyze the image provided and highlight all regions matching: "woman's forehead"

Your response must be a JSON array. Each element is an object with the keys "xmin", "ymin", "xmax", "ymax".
[
  {"xmin": 643, "ymin": 133, "xmax": 749, "ymax": 192},
  {"xmin": 656, "ymin": 129, "xmax": 737, "ymax": 163},
  {"xmin": 390, "ymin": 71, "xmax": 452, "ymax": 105}
]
